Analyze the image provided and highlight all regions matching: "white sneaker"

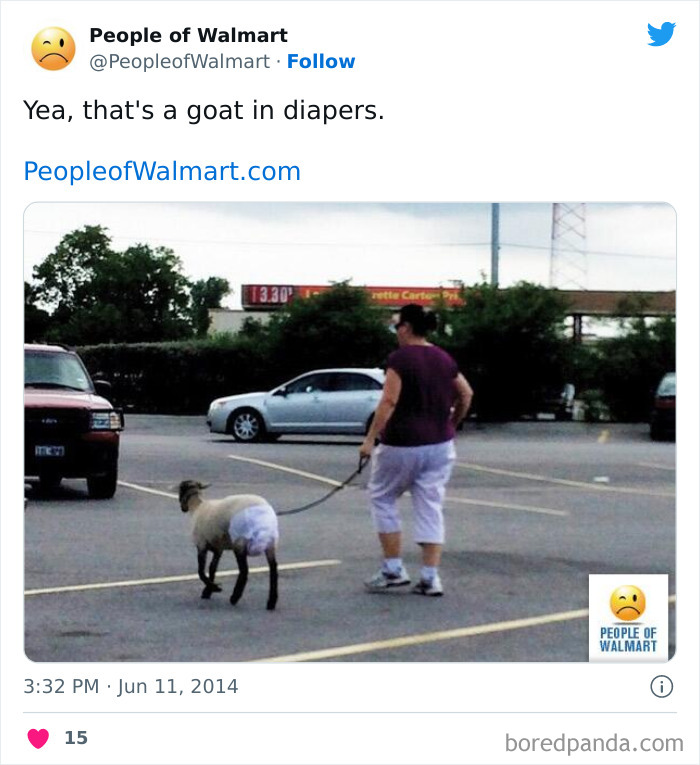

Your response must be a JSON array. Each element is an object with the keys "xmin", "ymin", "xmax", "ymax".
[
  {"xmin": 412, "ymin": 575, "xmax": 443, "ymax": 597},
  {"xmin": 364, "ymin": 566, "xmax": 411, "ymax": 592}
]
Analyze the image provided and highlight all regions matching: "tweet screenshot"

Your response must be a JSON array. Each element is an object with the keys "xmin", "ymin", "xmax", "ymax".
[{"xmin": 1, "ymin": 0, "xmax": 698, "ymax": 763}]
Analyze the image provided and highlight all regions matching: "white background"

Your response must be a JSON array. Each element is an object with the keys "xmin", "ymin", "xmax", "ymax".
[{"xmin": 2, "ymin": 1, "xmax": 698, "ymax": 763}]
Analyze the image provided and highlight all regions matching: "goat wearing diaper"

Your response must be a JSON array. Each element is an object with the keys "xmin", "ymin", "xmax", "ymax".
[{"xmin": 178, "ymin": 480, "xmax": 279, "ymax": 610}]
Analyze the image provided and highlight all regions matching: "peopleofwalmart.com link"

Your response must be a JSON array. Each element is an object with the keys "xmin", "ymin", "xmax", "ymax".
[
  {"xmin": 505, "ymin": 732, "xmax": 684, "ymax": 757},
  {"xmin": 24, "ymin": 160, "xmax": 301, "ymax": 185}
]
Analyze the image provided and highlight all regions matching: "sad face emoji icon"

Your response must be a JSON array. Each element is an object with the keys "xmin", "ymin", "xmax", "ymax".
[
  {"xmin": 610, "ymin": 585, "xmax": 646, "ymax": 621},
  {"xmin": 32, "ymin": 27, "xmax": 75, "ymax": 70}
]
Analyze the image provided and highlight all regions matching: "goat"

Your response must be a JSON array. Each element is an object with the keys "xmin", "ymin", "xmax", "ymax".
[{"xmin": 178, "ymin": 480, "xmax": 279, "ymax": 610}]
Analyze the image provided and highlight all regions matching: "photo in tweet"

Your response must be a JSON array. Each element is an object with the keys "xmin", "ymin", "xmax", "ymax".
[{"xmin": 23, "ymin": 201, "xmax": 675, "ymax": 663}]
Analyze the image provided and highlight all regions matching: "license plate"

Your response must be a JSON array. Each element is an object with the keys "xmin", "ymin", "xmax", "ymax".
[{"xmin": 35, "ymin": 445, "xmax": 65, "ymax": 457}]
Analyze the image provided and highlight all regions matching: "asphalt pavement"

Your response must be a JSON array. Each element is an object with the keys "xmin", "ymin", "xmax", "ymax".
[{"xmin": 24, "ymin": 417, "xmax": 676, "ymax": 662}]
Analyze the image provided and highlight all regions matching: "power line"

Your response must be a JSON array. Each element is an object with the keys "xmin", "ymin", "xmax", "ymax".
[
  {"xmin": 24, "ymin": 230, "xmax": 674, "ymax": 261},
  {"xmin": 501, "ymin": 242, "xmax": 674, "ymax": 261},
  {"xmin": 24, "ymin": 229, "xmax": 490, "ymax": 249}
]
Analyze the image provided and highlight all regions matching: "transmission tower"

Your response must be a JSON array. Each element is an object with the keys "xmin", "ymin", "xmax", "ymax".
[{"xmin": 549, "ymin": 203, "xmax": 588, "ymax": 290}]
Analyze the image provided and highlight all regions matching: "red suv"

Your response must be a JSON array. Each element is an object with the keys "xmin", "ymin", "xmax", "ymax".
[{"xmin": 24, "ymin": 344, "xmax": 124, "ymax": 498}]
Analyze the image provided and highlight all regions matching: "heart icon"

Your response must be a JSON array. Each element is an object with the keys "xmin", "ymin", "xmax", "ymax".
[{"xmin": 28, "ymin": 729, "xmax": 49, "ymax": 749}]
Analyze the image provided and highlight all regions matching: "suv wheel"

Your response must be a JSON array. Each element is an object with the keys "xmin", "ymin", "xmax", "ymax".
[
  {"xmin": 229, "ymin": 409, "xmax": 265, "ymax": 442},
  {"xmin": 87, "ymin": 467, "xmax": 118, "ymax": 499}
]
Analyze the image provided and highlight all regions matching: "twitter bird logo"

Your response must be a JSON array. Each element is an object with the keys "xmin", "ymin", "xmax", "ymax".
[{"xmin": 648, "ymin": 22, "xmax": 675, "ymax": 46}]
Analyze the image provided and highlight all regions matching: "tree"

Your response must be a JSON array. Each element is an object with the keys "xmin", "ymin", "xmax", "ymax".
[
  {"xmin": 265, "ymin": 282, "xmax": 394, "ymax": 380},
  {"xmin": 30, "ymin": 226, "xmax": 194, "ymax": 344},
  {"xmin": 190, "ymin": 277, "xmax": 232, "ymax": 337},
  {"xmin": 594, "ymin": 314, "xmax": 675, "ymax": 421},
  {"xmin": 25, "ymin": 282, "xmax": 51, "ymax": 342},
  {"xmin": 32, "ymin": 225, "xmax": 112, "ymax": 311},
  {"xmin": 445, "ymin": 282, "xmax": 573, "ymax": 419}
]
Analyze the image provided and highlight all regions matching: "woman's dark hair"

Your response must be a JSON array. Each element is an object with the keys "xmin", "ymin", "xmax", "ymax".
[{"xmin": 398, "ymin": 304, "xmax": 438, "ymax": 336}]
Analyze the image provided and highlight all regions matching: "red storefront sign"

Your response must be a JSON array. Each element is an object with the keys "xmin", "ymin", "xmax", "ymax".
[
  {"xmin": 242, "ymin": 284, "xmax": 464, "ymax": 308},
  {"xmin": 242, "ymin": 284, "xmax": 296, "ymax": 306}
]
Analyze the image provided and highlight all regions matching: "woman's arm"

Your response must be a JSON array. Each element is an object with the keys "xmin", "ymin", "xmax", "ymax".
[
  {"xmin": 450, "ymin": 373, "xmax": 473, "ymax": 427},
  {"xmin": 359, "ymin": 368, "xmax": 402, "ymax": 458}
]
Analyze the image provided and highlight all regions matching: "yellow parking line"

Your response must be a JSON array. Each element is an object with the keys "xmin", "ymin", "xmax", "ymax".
[
  {"xmin": 254, "ymin": 595, "xmax": 677, "ymax": 663},
  {"xmin": 225, "ymin": 457, "xmax": 565, "ymax": 516},
  {"xmin": 445, "ymin": 495, "xmax": 568, "ymax": 517},
  {"xmin": 25, "ymin": 560, "xmax": 341, "ymax": 596},
  {"xmin": 254, "ymin": 608, "xmax": 591, "ymax": 662},
  {"xmin": 227, "ymin": 454, "xmax": 343, "ymax": 487},
  {"xmin": 456, "ymin": 462, "xmax": 675, "ymax": 498}
]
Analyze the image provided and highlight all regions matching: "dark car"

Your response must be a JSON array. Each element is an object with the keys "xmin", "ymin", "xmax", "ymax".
[
  {"xmin": 537, "ymin": 383, "xmax": 576, "ymax": 421},
  {"xmin": 24, "ymin": 344, "xmax": 124, "ymax": 498},
  {"xmin": 650, "ymin": 372, "xmax": 675, "ymax": 441}
]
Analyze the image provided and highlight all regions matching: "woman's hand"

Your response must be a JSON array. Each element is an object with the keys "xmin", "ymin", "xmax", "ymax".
[{"xmin": 359, "ymin": 436, "xmax": 375, "ymax": 459}]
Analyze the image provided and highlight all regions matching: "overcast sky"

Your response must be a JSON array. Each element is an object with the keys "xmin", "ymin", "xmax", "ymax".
[{"xmin": 24, "ymin": 202, "xmax": 675, "ymax": 309}]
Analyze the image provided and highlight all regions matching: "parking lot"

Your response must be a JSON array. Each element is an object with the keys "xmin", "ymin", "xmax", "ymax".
[{"xmin": 25, "ymin": 417, "xmax": 675, "ymax": 662}]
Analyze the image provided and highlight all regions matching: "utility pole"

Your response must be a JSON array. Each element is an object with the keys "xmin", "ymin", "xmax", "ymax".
[{"xmin": 491, "ymin": 203, "xmax": 500, "ymax": 286}]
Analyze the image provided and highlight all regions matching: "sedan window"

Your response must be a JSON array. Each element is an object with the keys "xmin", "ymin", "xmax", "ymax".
[
  {"xmin": 332, "ymin": 373, "xmax": 383, "ymax": 392},
  {"xmin": 285, "ymin": 373, "xmax": 332, "ymax": 394}
]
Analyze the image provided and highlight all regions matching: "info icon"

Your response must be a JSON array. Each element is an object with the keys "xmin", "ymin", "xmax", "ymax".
[{"xmin": 650, "ymin": 675, "xmax": 673, "ymax": 698}]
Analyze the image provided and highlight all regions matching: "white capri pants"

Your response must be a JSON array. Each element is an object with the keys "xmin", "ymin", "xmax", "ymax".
[{"xmin": 368, "ymin": 440, "xmax": 456, "ymax": 544}]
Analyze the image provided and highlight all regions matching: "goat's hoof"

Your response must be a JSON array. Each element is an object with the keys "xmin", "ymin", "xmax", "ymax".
[
  {"xmin": 201, "ymin": 589, "xmax": 212, "ymax": 599},
  {"xmin": 266, "ymin": 603, "xmax": 277, "ymax": 611},
  {"xmin": 210, "ymin": 583, "xmax": 222, "ymax": 593},
  {"xmin": 229, "ymin": 596, "xmax": 240, "ymax": 606}
]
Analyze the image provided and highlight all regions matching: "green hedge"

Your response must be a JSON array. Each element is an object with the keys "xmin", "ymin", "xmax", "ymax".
[
  {"xmin": 79, "ymin": 338, "xmax": 276, "ymax": 414},
  {"xmin": 78, "ymin": 311, "xmax": 675, "ymax": 422}
]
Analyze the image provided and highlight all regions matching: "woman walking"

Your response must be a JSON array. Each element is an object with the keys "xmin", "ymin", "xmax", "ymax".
[{"xmin": 360, "ymin": 304, "xmax": 473, "ymax": 596}]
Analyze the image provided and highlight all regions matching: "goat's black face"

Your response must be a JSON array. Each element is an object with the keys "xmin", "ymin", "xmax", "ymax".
[{"xmin": 179, "ymin": 479, "xmax": 204, "ymax": 512}]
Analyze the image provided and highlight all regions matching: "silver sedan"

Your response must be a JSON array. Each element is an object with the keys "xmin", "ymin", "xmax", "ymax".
[{"xmin": 207, "ymin": 368, "xmax": 385, "ymax": 442}]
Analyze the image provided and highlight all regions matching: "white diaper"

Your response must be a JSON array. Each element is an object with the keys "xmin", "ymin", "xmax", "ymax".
[{"xmin": 228, "ymin": 504, "xmax": 279, "ymax": 556}]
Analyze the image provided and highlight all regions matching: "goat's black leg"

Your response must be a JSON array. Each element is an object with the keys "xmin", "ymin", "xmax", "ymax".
[
  {"xmin": 198, "ymin": 548, "xmax": 222, "ymax": 599},
  {"xmin": 198, "ymin": 549, "xmax": 214, "ymax": 598},
  {"xmin": 230, "ymin": 548, "xmax": 248, "ymax": 606},
  {"xmin": 266, "ymin": 547, "xmax": 278, "ymax": 611},
  {"xmin": 207, "ymin": 550, "xmax": 223, "ymax": 595}
]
